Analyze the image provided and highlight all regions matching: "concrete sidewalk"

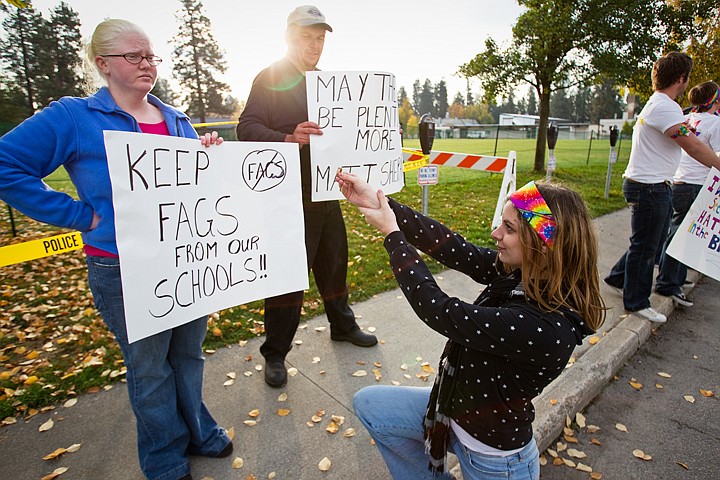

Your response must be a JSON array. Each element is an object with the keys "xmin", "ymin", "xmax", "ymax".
[{"xmin": 0, "ymin": 207, "xmax": 696, "ymax": 480}]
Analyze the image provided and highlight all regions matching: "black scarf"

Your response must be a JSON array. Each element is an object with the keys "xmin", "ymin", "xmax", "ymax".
[{"xmin": 423, "ymin": 269, "xmax": 522, "ymax": 475}]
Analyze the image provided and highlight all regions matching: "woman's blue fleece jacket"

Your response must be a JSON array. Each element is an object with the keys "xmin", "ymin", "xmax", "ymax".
[{"xmin": 0, "ymin": 87, "xmax": 198, "ymax": 254}]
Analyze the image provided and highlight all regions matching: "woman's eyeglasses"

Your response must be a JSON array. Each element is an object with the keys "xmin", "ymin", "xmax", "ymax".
[{"xmin": 102, "ymin": 53, "xmax": 163, "ymax": 66}]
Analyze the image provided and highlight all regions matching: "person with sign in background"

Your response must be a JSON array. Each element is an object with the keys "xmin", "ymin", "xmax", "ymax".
[
  {"xmin": 656, "ymin": 81, "xmax": 720, "ymax": 305},
  {"xmin": 237, "ymin": 5, "xmax": 377, "ymax": 389},
  {"xmin": 603, "ymin": 52, "xmax": 720, "ymax": 323},
  {"xmin": 0, "ymin": 19, "xmax": 231, "ymax": 480},
  {"xmin": 337, "ymin": 171, "xmax": 605, "ymax": 479}
]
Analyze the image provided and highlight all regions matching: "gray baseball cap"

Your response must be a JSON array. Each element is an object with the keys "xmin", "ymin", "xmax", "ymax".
[{"xmin": 287, "ymin": 5, "xmax": 332, "ymax": 32}]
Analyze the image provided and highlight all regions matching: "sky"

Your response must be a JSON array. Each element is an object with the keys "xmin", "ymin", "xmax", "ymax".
[{"xmin": 20, "ymin": 0, "xmax": 525, "ymax": 104}]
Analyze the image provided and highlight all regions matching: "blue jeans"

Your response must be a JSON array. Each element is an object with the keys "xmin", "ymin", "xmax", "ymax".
[
  {"xmin": 656, "ymin": 183, "xmax": 702, "ymax": 296},
  {"xmin": 353, "ymin": 386, "xmax": 539, "ymax": 480},
  {"xmin": 605, "ymin": 180, "xmax": 672, "ymax": 311},
  {"xmin": 86, "ymin": 256, "xmax": 229, "ymax": 480}
]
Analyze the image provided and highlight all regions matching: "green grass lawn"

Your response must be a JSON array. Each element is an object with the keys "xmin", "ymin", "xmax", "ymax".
[{"xmin": 0, "ymin": 137, "xmax": 629, "ymax": 418}]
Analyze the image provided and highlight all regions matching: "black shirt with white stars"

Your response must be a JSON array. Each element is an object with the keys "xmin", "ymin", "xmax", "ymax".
[{"xmin": 384, "ymin": 199, "xmax": 592, "ymax": 450}]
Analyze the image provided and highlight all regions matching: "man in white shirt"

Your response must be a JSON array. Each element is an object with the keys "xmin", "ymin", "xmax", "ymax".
[{"xmin": 604, "ymin": 52, "xmax": 720, "ymax": 323}]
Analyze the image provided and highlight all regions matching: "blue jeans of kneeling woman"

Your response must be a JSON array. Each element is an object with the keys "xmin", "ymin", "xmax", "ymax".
[
  {"xmin": 353, "ymin": 385, "xmax": 539, "ymax": 480},
  {"xmin": 86, "ymin": 256, "xmax": 229, "ymax": 480}
]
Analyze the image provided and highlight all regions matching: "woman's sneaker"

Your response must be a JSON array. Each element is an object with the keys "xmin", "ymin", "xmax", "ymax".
[
  {"xmin": 633, "ymin": 307, "xmax": 666, "ymax": 323},
  {"xmin": 670, "ymin": 292, "xmax": 693, "ymax": 307}
]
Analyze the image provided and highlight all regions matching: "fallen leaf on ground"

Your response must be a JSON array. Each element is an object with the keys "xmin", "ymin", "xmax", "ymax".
[
  {"xmin": 629, "ymin": 380, "xmax": 643, "ymax": 390},
  {"xmin": 586, "ymin": 425, "xmax": 600, "ymax": 433},
  {"xmin": 700, "ymin": 389, "xmax": 714, "ymax": 397},
  {"xmin": 684, "ymin": 395, "xmax": 695, "ymax": 403},
  {"xmin": 352, "ymin": 370, "xmax": 368, "ymax": 377},
  {"xmin": 549, "ymin": 399, "xmax": 558, "ymax": 405},
  {"xmin": 576, "ymin": 463, "xmax": 593, "ymax": 472},
  {"xmin": 39, "ymin": 418, "xmax": 54, "ymax": 432},
  {"xmin": 276, "ymin": 409, "xmax": 290, "ymax": 417},
  {"xmin": 312, "ymin": 357, "xmax": 320, "ymax": 364},
  {"xmin": 63, "ymin": 399, "xmax": 77, "ymax": 408},
  {"xmin": 552, "ymin": 457, "xmax": 564, "ymax": 466},
  {"xmin": 314, "ymin": 326, "xmax": 326, "ymax": 332},
  {"xmin": 318, "ymin": 457, "xmax": 332, "ymax": 471},
  {"xmin": 567, "ymin": 448, "xmax": 587, "ymax": 459},
  {"xmin": 277, "ymin": 393, "xmax": 288, "ymax": 402},
  {"xmin": 367, "ymin": 327, "xmax": 376, "ymax": 332},
  {"xmin": 676, "ymin": 462, "xmax": 689, "ymax": 470},
  {"xmin": 343, "ymin": 428, "xmax": 356, "ymax": 437},
  {"xmin": 588, "ymin": 336, "xmax": 600, "ymax": 345},
  {"xmin": 615, "ymin": 423, "xmax": 628, "ymax": 432},
  {"xmin": 43, "ymin": 448, "xmax": 68, "ymax": 460},
  {"xmin": 223, "ymin": 379, "xmax": 235, "ymax": 387},
  {"xmin": 243, "ymin": 420, "xmax": 257, "ymax": 427},
  {"xmin": 248, "ymin": 409, "xmax": 260, "ymax": 417},
  {"xmin": 326, "ymin": 421, "xmax": 339, "ymax": 434},
  {"xmin": 287, "ymin": 367, "xmax": 298, "ymax": 377},
  {"xmin": 591, "ymin": 438, "xmax": 602, "ymax": 446},
  {"xmin": 232, "ymin": 457, "xmax": 244, "ymax": 469},
  {"xmin": 563, "ymin": 458, "xmax": 576, "ymax": 467},
  {"xmin": 633, "ymin": 449, "xmax": 652, "ymax": 461},
  {"xmin": 546, "ymin": 449, "xmax": 558, "ymax": 458},
  {"xmin": 575, "ymin": 412, "xmax": 586, "ymax": 428},
  {"xmin": 590, "ymin": 473, "xmax": 603, "ymax": 479},
  {"xmin": 657, "ymin": 372, "xmax": 672, "ymax": 378},
  {"xmin": 41, "ymin": 467, "xmax": 68, "ymax": 480}
]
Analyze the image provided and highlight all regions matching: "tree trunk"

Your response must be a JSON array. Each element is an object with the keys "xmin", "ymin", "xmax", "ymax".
[{"xmin": 534, "ymin": 88, "xmax": 551, "ymax": 172}]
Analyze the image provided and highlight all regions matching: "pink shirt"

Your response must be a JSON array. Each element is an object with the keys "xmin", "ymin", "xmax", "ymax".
[{"xmin": 84, "ymin": 120, "xmax": 171, "ymax": 257}]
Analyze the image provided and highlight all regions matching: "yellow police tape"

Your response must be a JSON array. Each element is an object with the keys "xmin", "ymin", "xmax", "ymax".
[
  {"xmin": 0, "ymin": 231, "xmax": 84, "ymax": 267},
  {"xmin": 402, "ymin": 156, "xmax": 429, "ymax": 172}
]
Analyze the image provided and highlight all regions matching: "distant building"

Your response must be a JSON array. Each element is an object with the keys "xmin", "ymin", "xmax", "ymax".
[{"xmin": 435, "ymin": 117, "xmax": 492, "ymax": 139}]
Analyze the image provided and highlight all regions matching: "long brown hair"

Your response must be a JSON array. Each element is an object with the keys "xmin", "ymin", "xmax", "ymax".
[{"xmin": 508, "ymin": 182, "xmax": 605, "ymax": 331}]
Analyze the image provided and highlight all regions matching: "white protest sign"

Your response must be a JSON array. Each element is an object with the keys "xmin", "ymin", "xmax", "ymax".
[
  {"xmin": 104, "ymin": 131, "xmax": 308, "ymax": 343},
  {"xmin": 307, "ymin": 71, "xmax": 404, "ymax": 201},
  {"xmin": 666, "ymin": 166, "xmax": 720, "ymax": 281}
]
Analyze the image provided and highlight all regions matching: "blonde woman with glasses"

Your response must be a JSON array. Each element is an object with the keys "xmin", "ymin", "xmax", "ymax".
[{"xmin": 0, "ymin": 19, "xmax": 230, "ymax": 480}]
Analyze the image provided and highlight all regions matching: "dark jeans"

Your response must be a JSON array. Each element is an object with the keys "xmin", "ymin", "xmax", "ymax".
[
  {"xmin": 656, "ymin": 183, "xmax": 703, "ymax": 295},
  {"xmin": 605, "ymin": 179, "xmax": 672, "ymax": 311},
  {"xmin": 260, "ymin": 200, "xmax": 357, "ymax": 362}
]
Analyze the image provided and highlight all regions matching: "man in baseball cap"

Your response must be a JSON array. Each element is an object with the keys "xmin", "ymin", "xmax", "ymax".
[
  {"xmin": 287, "ymin": 4, "xmax": 333, "ymax": 31},
  {"xmin": 237, "ymin": 5, "xmax": 377, "ymax": 389}
]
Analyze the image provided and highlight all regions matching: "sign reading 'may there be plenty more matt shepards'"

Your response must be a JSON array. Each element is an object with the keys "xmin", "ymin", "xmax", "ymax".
[{"xmin": 307, "ymin": 71, "xmax": 404, "ymax": 202}]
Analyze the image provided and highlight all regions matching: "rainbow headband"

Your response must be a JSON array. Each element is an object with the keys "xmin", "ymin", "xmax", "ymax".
[
  {"xmin": 508, "ymin": 181, "xmax": 556, "ymax": 248},
  {"xmin": 692, "ymin": 89, "xmax": 719, "ymax": 113}
]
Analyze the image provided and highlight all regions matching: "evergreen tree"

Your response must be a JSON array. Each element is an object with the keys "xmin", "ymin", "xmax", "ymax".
[
  {"xmin": 411, "ymin": 79, "xmax": 421, "ymax": 114},
  {"xmin": 0, "ymin": 5, "xmax": 45, "ymax": 115},
  {"xmin": 501, "ymin": 90, "xmax": 516, "ymax": 114},
  {"xmin": 0, "ymin": 81, "xmax": 27, "ymax": 124},
  {"xmin": 572, "ymin": 86, "xmax": 592, "ymax": 123},
  {"xmin": 417, "ymin": 78, "xmax": 434, "ymax": 117},
  {"xmin": 398, "ymin": 85, "xmax": 408, "ymax": 106},
  {"xmin": 433, "ymin": 80, "xmax": 448, "ymax": 118},
  {"xmin": 550, "ymin": 89, "xmax": 573, "ymax": 120},
  {"xmin": 590, "ymin": 79, "xmax": 625, "ymax": 123},
  {"xmin": 172, "ymin": 0, "xmax": 232, "ymax": 122},
  {"xmin": 35, "ymin": 2, "xmax": 82, "ymax": 105},
  {"xmin": 150, "ymin": 77, "xmax": 179, "ymax": 105},
  {"xmin": 452, "ymin": 91, "xmax": 465, "ymax": 107},
  {"xmin": 527, "ymin": 87, "xmax": 537, "ymax": 116},
  {"xmin": 466, "ymin": 78, "xmax": 474, "ymax": 105}
]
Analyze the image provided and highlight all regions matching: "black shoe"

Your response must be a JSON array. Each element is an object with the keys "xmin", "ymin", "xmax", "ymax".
[
  {"xmin": 331, "ymin": 328, "xmax": 378, "ymax": 347},
  {"xmin": 264, "ymin": 360, "xmax": 287, "ymax": 388},
  {"xmin": 213, "ymin": 441, "xmax": 233, "ymax": 458}
]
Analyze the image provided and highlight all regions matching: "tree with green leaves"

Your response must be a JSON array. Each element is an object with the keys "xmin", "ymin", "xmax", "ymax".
[
  {"xmin": 460, "ymin": 0, "xmax": 676, "ymax": 172},
  {"xmin": 172, "ymin": 0, "xmax": 232, "ymax": 123}
]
